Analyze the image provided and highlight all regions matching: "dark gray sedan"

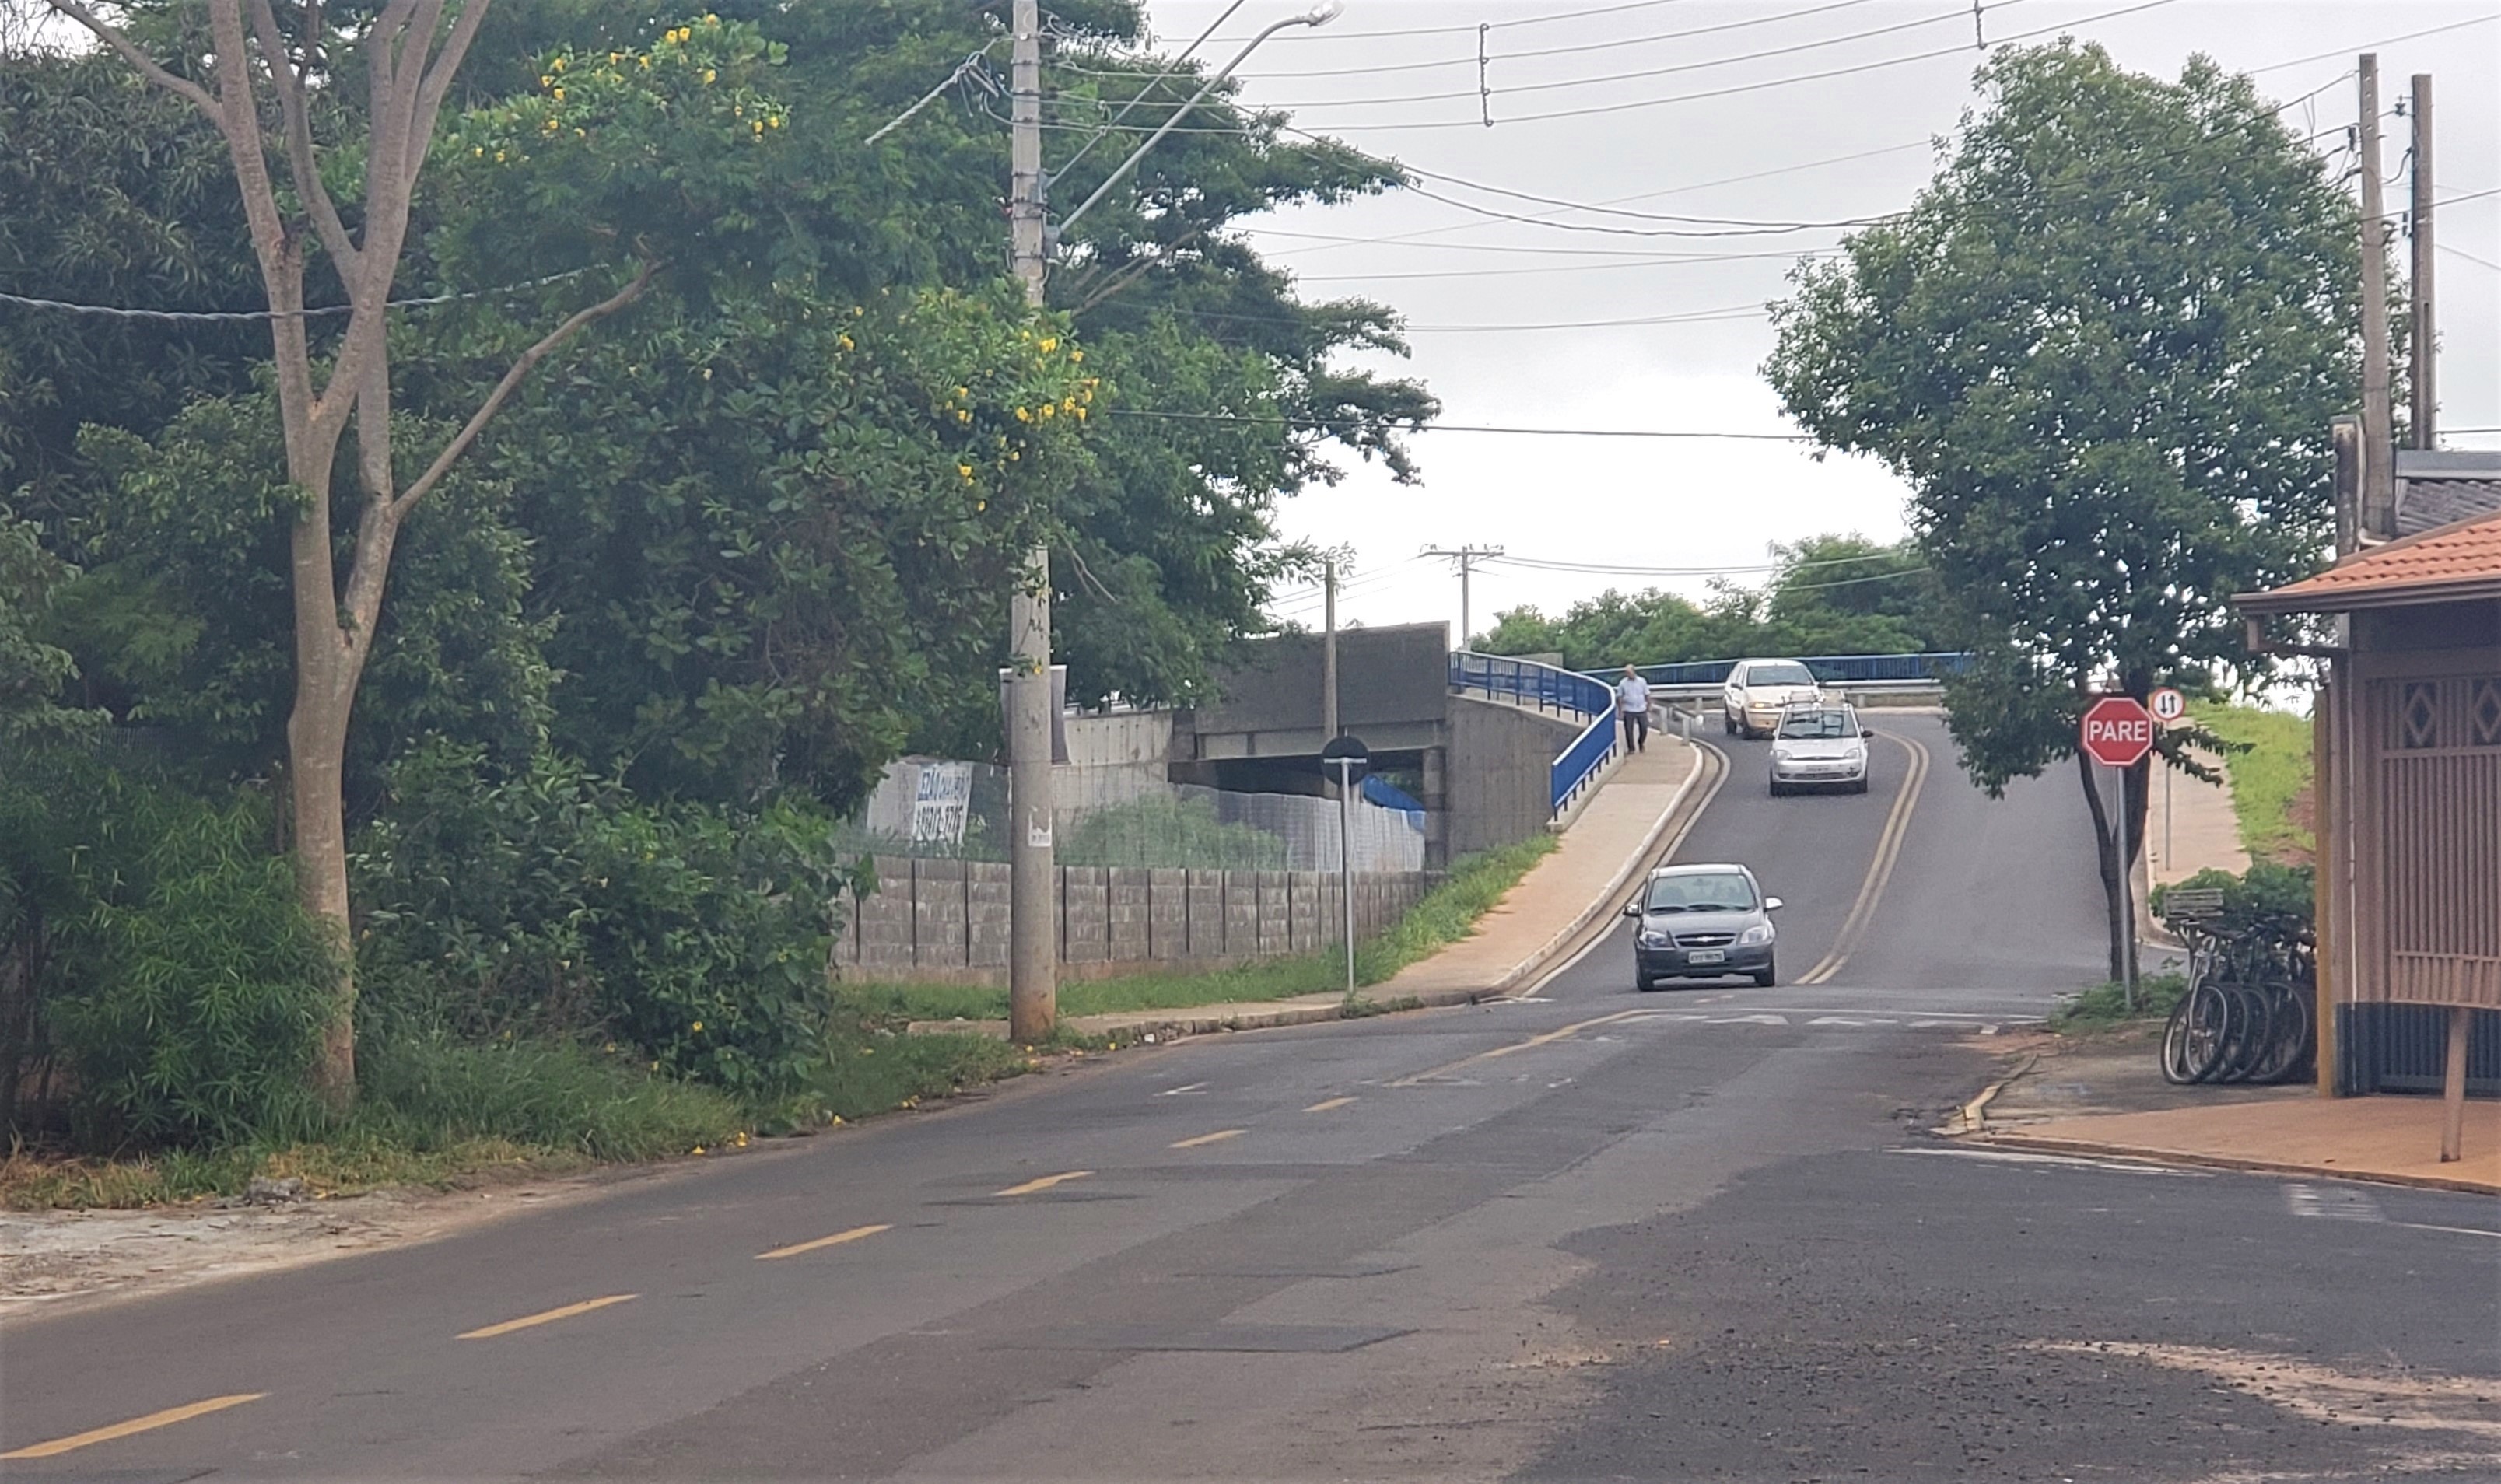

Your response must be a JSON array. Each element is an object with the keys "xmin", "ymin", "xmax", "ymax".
[{"xmin": 1623, "ymin": 863, "xmax": 1783, "ymax": 989}]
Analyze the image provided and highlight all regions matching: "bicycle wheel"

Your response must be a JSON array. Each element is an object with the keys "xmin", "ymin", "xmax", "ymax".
[
  {"xmin": 2222, "ymin": 983, "xmax": 2277, "ymax": 1083},
  {"xmin": 2160, "ymin": 992, "xmax": 2202, "ymax": 1084},
  {"xmin": 2177, "ymin": 981, "xmax": 2235, "ymax": 1083},
  {"xmin": 2254, "ymin": 981, "xmax": 2314, "ymax": 1084}
]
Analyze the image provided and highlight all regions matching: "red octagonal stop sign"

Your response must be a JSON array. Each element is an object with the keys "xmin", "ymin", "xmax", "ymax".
[{"xmin": 2080, "ymin": 695, "xmax": 2156, "ymax": 768}]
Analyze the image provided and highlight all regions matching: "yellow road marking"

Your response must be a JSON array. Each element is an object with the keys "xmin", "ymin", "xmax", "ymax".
[
  {"xmin": 1796, "ymin": 730, "xmax": 1931, "ymax": 986},
  {"xmin": 1389, "ymin": 1008, "xmax": 1652, "ymax": 1087},
  {"xmin": 1170, "ymin": 1128, "xmax": 1245, "ymax": 1149},
  {"xmin": 1303, "ymin": 1096, "xmax": 1357, "ymax": 1113},
  {"xmin": 457, "ymin": 1293, "xmax": 638, "ymax": 1340},
  {"xmin": 756, "ymin": 1223, "xmax": 893, "ymax": 1261},
  {"xmin": 993, "ymin": 1170, "xmax": 1091, "ymax": 1197},
  {"xmin": 2, "ymin": 1394, "xmax": 265, "ymax": 1460}
]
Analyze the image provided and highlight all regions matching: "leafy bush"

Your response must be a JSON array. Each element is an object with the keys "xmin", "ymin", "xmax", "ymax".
[
  {"xmin": 355, "ymin": 740, "xmax": 854, "ymax": 1098},
  {"xmin": 2152, "ymin": 861, "xmax": 2314, "ymax": 937},
  {"xmin": 2, "ymin": 747, "xmax": 334, "ymax": 1147}
]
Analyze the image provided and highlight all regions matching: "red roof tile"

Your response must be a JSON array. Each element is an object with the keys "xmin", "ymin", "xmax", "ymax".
[{"xmin": 2237, "ymin": 509, "xmax": 2501, "ymax": 612}]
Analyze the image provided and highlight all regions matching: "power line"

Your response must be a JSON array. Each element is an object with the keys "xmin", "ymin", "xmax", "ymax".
[
  {"xmin": 2244, "ymin": 13, "xmax": 2498, "ymax": 76},
  {"xmin": 1105, "ymin": 410, "xmax": 1808, "ymax": 439},
  {"xmin": 0, "ymin": 267, "xmax": 605, "ymax": 324},
  {"xmin": 1093, "ymin": 1, "xmax": 2026, "ymax": 112},
  {"xmin": 1042, "ymin": 0, "xmax": 2184, "ymax": 135},
  {"xmin": 1403, "ymin": 182, "xmax": 1897, "ymax": 237},
  {"xmin": 1291, "ymin": 248, "xmax": 1845, "ymax": 282}
]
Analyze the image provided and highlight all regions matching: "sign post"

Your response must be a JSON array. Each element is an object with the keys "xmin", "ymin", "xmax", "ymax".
[
  {"xmin": 2148, "ymin": 688, "xmax": 2186, "ymax": 877},
  {"xmin": 1321, "ymin": 734, "xmax": 1371, "ymax": 997},
  {"xmin": 2082, "ymin": 695, "xmax": 2156, "ymax": 1010}
]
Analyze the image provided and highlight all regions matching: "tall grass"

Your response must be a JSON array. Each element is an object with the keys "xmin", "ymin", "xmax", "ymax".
[{"xmin": 2193, "ymin": 703, "xmax": 2314, "ymax": 866}]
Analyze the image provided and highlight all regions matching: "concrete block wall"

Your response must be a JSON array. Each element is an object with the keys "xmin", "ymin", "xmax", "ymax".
[{"xmin": 832, "ymin": 860, "xmax": 1437, "ymax": 985}]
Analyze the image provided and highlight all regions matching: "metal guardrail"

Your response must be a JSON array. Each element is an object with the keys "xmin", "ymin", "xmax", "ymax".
[
  {"xmin": 1582, "ymin": 652, "xmax": 1975, "ymax": 688},
  {"xmin": 1448, "ymin": 652, "xmax": 1618, "ymax": 816}
]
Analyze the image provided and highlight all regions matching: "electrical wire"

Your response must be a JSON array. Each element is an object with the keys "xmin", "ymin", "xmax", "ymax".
[
  {"xmin": 2245, "ymin": 13, "xmax": 2498, "ymax": 76},
  {"xmin": 1291, "ymin": 249, "xmax": 1845, "ymax": 282},
  {"xmin": 0, "ymin": 267, "xmax": 605, "ymax": 324},
  {"xmin": 1104, "ymin": 410, "xmax": 1808, "ymax": 439},
  {"xmin": 1028, "ymin": 0, "xmax": 2184, "ymax": 135}
]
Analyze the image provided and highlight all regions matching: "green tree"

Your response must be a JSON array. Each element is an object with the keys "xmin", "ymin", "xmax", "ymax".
[
  {"xmin": 35, "ymin": 4, "xmax": 773, "ymax": 1104},
  {"xmin": 1763, "ymin": 43, "xmax": 2358, "ymax": 978}
]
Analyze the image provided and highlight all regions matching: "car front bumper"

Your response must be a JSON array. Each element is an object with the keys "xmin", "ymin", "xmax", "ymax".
[
  {"xmin": 1770, "ymin": 756, "xmax": 1867, "ymax": 787},
  {"xmin": 1637, "ymin": 942, "xmax": 1773, "ymax": 978}
]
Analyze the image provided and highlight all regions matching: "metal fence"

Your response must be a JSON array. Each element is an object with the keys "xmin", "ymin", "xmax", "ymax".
[
  {"xmin": 1448, "ymin": 651, "xmax": 1619, "ymax": 816},
  {"xmin": 1589, "ymin": 652, "xmax": 1975, "ymax": 688},
  {"xmin": 836, "ymin": 758, "xmax": 1426, "ymax": 873}
]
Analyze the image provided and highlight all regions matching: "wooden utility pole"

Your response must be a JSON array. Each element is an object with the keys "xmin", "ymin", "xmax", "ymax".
[
  {"xmin": 1321, "ymin": 557, "xmax": 1340, "ymax": 741},
  {"xmin": 2410, "ymin": 72, "xmax": 2436, "ymax": 449},
  {"xmin": 2357, "ymin": 55, "xmax": 2396, "ymax": 539},
  {"xmin": 1006, "ymin": 0, "xmax": 1056, "ymax": 1042}
]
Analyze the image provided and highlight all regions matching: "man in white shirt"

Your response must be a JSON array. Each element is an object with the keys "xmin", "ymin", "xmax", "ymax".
[{"xmin": 1616, "ymin": 664, "xmax": 1652, "ymax": 753}]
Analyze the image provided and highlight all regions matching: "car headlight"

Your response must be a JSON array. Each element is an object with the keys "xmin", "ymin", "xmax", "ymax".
[
  {"xmin": 1771, "ymin": 747, "xmax": 1792, "ymax": 762},
  {"xmin": 1737, "ymin": 923, "xmax": 1774, "ymax": 947},
  {"xmin": 1638, "ymin": 929, "xmax": 1671, "ymax": 948}
]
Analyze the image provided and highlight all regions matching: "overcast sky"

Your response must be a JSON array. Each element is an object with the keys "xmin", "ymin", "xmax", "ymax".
[{"xmin": 1131, "ymin": 0, "xmax": 2500, "ymax": 644}]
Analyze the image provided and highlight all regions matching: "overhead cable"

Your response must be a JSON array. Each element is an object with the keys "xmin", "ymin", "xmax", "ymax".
[{"xmin": 1105, "ymin": 410, "xmax": 1808, "ymax": 439}]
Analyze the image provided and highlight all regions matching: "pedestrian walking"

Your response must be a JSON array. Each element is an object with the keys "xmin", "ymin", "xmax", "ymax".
[{"xmin": 1617, "ymin": 664, "xmax": 1651, "ymax": 753}]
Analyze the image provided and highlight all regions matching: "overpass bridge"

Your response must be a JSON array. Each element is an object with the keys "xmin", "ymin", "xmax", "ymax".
[{"xmin": 1170, "ymin": 630, "xmax": 1967, "ymax": 866}]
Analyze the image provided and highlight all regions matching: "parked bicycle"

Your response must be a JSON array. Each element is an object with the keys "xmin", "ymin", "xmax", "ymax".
[{"xmin": 2158, "ymin": 887, "xmax": 2315, "ymax": 1086}]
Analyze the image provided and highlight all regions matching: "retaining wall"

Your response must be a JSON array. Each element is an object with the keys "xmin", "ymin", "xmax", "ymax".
[{"xmin": 835, "ymin": 857, "xmax": 1438, "ymax": 985}]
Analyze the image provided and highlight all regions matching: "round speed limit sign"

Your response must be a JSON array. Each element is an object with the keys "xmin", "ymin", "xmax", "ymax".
[{"xmin": 2148, "ymin": 687, "xmax": 2187, "ymax": 725}]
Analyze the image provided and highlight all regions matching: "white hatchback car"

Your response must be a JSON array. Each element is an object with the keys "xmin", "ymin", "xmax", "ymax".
[
  {"xmin": 1768, "ymin": 702, "xmax": 1873, "ymax": 795},
  {"xmin": 1721, "ymin": 657, "xmax": 1824, "ymax": 738}
]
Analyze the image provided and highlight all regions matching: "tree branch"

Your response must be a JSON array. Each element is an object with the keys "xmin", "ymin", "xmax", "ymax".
[
  {"xmin": 406, "ymin": 0, "xmax": 496, "ymax": 198},
  {"xmin": 39, "ymin": 0, "xmax": 219, "ymax": 116},
  {"xmin": 243, "ymin": 0, "xmax": 359, "ymax": 276},
  {"xmin": 388, "ymin": 261, "xmax": 657, "ymax": 520}
]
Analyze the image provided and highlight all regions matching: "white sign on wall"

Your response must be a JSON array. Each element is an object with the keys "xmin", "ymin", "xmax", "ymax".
[{"xmin": 909, "ymin": 761, "xmax": 973, "ymax": 846}]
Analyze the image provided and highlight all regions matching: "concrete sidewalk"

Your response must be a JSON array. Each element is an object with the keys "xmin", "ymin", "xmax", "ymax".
[
  {"xmin": 1978, "ymin": 1097, "xmax": 2501, "ymax": 1195},
  {"xmin": 1960, "ymin": 1031, "xmax": 2500, "ymax": 1194},
  {"xmin": 914, "ymin": 737, "xmax": 1707, "ymax": 1044}
]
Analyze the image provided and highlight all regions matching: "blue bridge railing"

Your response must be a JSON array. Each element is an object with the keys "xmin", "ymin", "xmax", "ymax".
[
  {"xmin": 1448, "ymin": 652, "xmax": 1618, "ymax": 816},
  {"xmin": 1582, "ymin": 651, "xmax": 1975, "ymax": 688}
]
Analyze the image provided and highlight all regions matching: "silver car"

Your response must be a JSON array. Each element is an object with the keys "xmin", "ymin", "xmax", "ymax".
[
  {"xmin": 1767, "ymin": 703, "xmax": 1873, "ymax": 795},
  {"xmin": 1624, "ymin": 863, "xmax": 1783, "ymax": 989},
  {"xmin": 1721, "ymin": 657, "xmax": 1823, "ymax": 738}
]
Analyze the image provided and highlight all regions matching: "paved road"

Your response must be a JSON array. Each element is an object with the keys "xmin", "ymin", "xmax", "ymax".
[{"xmin": 6, "ymin": 715, "xmax": 2496, "ymax": 1482}]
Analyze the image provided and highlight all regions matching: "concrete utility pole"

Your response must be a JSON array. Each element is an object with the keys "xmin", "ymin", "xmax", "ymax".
[
  {"xmin": 1322, "ymin": 557, "xmax": 1340, "ymax": 740},
  {"xmin": 2410, "ymin": 72, "xmax": 2436, "ymax": 449},
  {"xmin": 1007, "ymin": 0, "xmax": 1056, "ymax": 1044},
  {"xmin": 999, "ymin": 0, "xmax": 1340, "ymax": 1043},
  {"xmin": 2357, "ymin": 55, "xmax": 2396, "ymax": 539},
  {"xmin": 1422, "ymin": 544, "xmax": 1504, "ymax": 650}
]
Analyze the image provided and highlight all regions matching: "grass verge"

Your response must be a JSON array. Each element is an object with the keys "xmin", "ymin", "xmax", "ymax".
[
  {"xmin": 6, "ymin": 838, "xmax": 1564, "ymax": 1210},
  {"xmin": 2049, "ymin": 972, "xmax": 2187, "ymax": 1033},
  {"xmin": 2192, "ymin": 702, "xmax": 2314, "ymax": 866},
  {"xmin": 851, "ymin": 833, "xmax": 1560, "ymax": 1026}
]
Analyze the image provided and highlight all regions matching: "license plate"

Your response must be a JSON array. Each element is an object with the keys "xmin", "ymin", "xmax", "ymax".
[{"xmin": 1687, "ymin": 949, "xmax": 1725, "ymax": 964}]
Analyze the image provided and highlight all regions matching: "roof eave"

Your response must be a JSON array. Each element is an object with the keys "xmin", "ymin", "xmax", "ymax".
[{"xmin": 2235, "ymin": 578, "xmax": 2501, "ymax": 615}]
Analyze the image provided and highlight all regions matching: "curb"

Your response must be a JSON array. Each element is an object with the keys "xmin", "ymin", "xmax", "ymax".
[
  {"xmin": 1960, "ymin": 1130, "xmax": 2501, "ymax": 1197},
  {"xmin": 1482, "ymin": 744, "xmax": 1715, "ymax": 997},
  {"xmin": 1939, "ymin": 1052, "xmax": 2037, "ymax": 1136},
  {"xmin": 906, "ymin": 747, "xmax": 1719, "ymax": 1046}
]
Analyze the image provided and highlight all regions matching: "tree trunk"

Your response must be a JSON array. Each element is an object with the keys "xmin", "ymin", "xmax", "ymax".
[{"xmin": 2075, "ymin": 747, "xmax": 2128, "ymax": 984}]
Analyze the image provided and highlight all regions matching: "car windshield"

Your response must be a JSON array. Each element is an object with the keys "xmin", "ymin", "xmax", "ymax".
[
  {"xmin": 1645, "ymin": 873, "xmax": 1757, "ymax": 913},
  {"xmin": 1746, "ymin": 662, "xmax": 1814, "ymax": 688},
  {"xmin": 1778, "ymin": 708, "xmax": 1859, "ymax": 740}
]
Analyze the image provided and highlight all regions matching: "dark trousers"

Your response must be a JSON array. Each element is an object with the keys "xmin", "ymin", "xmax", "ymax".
[{"xmin": 1621, "ymin": 709, "xmax": 1649, "ymax": 751}]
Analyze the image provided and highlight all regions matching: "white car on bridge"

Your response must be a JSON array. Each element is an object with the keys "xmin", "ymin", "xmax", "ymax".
[
  {"xmin": 1721, "ymin": 657, "xmax": 1825, "ymax": 738},
  {"xmin": 1767, "ymin": 702, "xmax": 1874, "ymax": 795}
]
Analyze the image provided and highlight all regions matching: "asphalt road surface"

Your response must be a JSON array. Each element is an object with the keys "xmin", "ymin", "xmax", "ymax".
[{"xmin": 7, "ymin": 714, "xmax": 2496, "ymax": 1482}]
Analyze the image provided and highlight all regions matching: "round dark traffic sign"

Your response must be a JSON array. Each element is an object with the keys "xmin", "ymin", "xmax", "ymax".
[{"xmin": 1320, "ymin": 732, "xmax": 1371, "ymax": 784}]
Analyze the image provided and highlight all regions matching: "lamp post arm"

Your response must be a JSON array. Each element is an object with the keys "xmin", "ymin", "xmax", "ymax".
[{"xmin": 1056, "ymin": 4, "xmax": 1340, "ymax": 237}]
